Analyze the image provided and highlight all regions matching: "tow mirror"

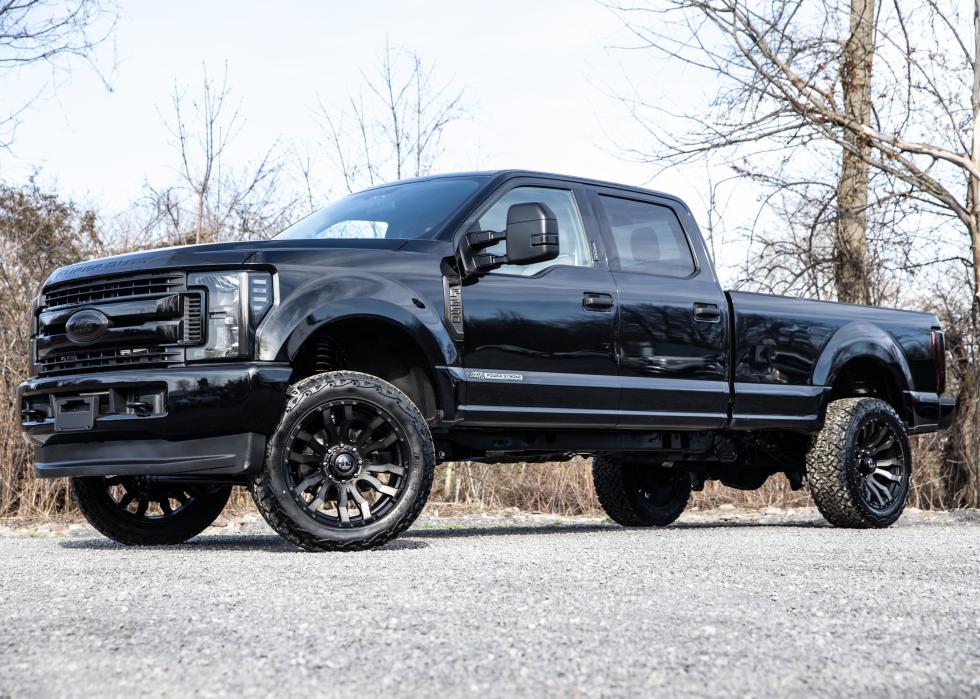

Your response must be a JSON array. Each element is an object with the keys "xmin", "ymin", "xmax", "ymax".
[{"xmin": 458, "ymin": 202, "xmax": 560, "ymax": 277}]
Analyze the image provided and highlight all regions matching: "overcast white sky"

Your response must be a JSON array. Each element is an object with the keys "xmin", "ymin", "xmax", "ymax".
[{"xmin": 0, "ymin": 0, "xmax": 748, "ymax": 279}]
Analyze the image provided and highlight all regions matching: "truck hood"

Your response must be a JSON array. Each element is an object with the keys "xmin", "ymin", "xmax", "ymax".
[{"xmin": 43, "ymin": 238, "xmax": 411, "ymax": 287}]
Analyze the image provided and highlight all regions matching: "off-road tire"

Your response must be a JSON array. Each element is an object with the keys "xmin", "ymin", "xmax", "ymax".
[
  {"xmin": 807, "ymin": 397, "xmax": 912, "ymax": 529},
  {"xmin": 72, "ymin": 477, "xmax": 231, "ymax": 545},
  {"xmin": 592, "ymin": 457, "xmax": 691, "ymax": 527},
  {"xmin": 250, "ymin": 371, "xmax": 435, "ymax": 551}
]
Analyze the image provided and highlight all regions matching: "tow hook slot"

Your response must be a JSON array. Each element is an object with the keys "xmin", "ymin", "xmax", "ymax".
[{"xmin": 53, "ymin": 396, "xmax": 96, "ymax": 432}]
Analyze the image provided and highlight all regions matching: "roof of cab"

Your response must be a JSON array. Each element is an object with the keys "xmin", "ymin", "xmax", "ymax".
[{"xmin": 359, "ymin": 169, "xmax": 688, "ymax": 208}]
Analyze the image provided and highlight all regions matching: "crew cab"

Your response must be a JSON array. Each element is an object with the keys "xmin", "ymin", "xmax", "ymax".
[{"xmin": 19, "ymin": 171, "xmax": 955, "ymax": 550}]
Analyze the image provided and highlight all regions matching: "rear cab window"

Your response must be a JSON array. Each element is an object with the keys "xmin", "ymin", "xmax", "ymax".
[{"xmin": 596, "ymin": 195, "xmax": 697, "ymax": 278}]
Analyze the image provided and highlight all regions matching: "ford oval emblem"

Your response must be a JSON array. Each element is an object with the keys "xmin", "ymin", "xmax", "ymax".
[{"xmin": 65, "ymin": 309, "xmax": 109, "ymax": 344}]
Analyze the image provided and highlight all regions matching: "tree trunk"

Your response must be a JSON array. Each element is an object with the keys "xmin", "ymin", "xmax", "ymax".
[
  {"xmin": 941, "ymin": 0, "xmax": 980, "ymax": 507},
  {"xmin": 834, "ymin": 0, "xmax": 875, "ymax": 305}
]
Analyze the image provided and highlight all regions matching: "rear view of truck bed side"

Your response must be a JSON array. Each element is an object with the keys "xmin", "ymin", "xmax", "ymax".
[{"xmin": 726, "ymin": 290, "xmax": 953, "ymax": 435}]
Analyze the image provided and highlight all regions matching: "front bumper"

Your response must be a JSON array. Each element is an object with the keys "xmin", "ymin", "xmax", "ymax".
[{"xmin": 19, "ymin": 363, "xmax": 292, "ymax": 478}]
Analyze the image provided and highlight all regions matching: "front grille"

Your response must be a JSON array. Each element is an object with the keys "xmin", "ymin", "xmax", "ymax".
[
  {"xmin": 34, "ymin": 271, "xmax": 201, "ymax": 377},
  {"xmin": 35, "ymin": 347, "xmax": 183, "ymax": 376},
  {"xmin": 42, "ymin": 273, "xmax": 185, "ymax": 310}
]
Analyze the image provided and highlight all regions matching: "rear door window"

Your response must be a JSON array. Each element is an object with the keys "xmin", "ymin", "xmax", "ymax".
[{"xmin": 597, "ymin": 195, "xmax": 696, "ymax": 278}]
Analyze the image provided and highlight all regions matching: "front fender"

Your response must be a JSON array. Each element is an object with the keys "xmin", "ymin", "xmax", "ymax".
[
  {"xmin": 255, "ymin": 272, "xmax": 458, "ymax": 368},
  {"xmin": 811, "ymin": 321, "xmax": 912, "ymax": 392}
]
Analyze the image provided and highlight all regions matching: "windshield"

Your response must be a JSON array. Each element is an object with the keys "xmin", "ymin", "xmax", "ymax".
[{"xmin": 275, "ymin": 177, "xmax": 484, "ymax": 240}]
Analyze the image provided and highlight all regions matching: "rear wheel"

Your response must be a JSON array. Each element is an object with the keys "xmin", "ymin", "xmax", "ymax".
[
  {"xmin": 592, "ymin": 457, "xmax": 691, "ymax": 527},
  {"xmin": 807, "ymin": 397, "xmax": 912, "ymax": 528},
  {"xmin": 250, "ymin": 371, "xmax": 435, "ymax": 551},
  {"xmin": 72, "ymin": 476, "xmax": 231, "ymax": 545}
]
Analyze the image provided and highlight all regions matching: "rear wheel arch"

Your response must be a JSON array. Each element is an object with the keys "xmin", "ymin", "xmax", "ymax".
[
  {"xmin": 826, "ymin": 355, "xmax": 908, "ymax": 421},
  {"xmin": 813, "ymin": 322, "xmax": 914, "ymax": 424}
]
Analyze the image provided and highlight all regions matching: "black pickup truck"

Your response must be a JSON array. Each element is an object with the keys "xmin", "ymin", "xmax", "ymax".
[{"xmin": 19, "ymin": 170, "xmax": 955, "ymax": 550}]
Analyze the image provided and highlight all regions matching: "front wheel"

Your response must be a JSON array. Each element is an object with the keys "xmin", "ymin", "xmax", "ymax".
[
  {"xmin": 250, "ymin": 371, "xmax": 435, "ymax": 552},
  {"xmin": 72, "ymin": 476, "xmax": 231, "ymax": 545},
  {"xmin": 592, "ymin": 457, "xmax": 691, "ymax": 527},
  {"xmin": 807, "ymin": 397, "xmax": 912, "ymax": 528}
]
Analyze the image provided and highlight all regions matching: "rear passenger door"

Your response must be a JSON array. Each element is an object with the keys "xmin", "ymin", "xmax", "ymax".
[{"xmin": 591, "ymin": 190, "xmax": 730, "ymax": 429}]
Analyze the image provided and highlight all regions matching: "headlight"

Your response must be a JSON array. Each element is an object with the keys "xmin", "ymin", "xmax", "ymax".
[{"xmin": 186, "ymin": 271, "xmax": 274, "ymax": 360}]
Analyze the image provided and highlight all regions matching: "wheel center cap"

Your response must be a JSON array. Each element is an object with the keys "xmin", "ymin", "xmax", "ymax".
[
  {"xmin": 858, "ymin": 452, "xmax": 877, "ymax": 475},
  {"xmin": 327, "ymin": 447, "xmax": 360, "ymax": 479}
]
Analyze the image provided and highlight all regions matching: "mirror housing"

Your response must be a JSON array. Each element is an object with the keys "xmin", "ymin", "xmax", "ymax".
[{"xmin": 458, "ymin": 202, "xmax": 560, "ymax": 277}]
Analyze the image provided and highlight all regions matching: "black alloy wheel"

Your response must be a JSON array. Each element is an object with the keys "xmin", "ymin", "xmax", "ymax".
[
  {"xmin": 284, "ymin": 399, "xmax": 410, "ymax": 527},
  {"xmin": 251, "ymin": 371, "xmax": 435, "ymax": 551},
  {"xmin": 592, "ymin": 456, "xmax": 691, "ymax": 527},
  {"xmin": 853, "ymin": 415, "xmax": 908, "ymax": 513},
  {"xmin": 807, "ymin": 397, "xmax": 912, "ymax": 528},
  {"xmin": 72, "ymin": 475, "xmax": 232, "ymax": 545}
]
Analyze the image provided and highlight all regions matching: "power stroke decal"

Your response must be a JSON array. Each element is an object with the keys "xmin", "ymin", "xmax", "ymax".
[{"xmin": 467, "ymin": 371, "xmax": 524, "ymax": 382}]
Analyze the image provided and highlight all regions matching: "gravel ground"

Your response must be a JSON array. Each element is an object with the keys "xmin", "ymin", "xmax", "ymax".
[{"xmin": 1, "ymin": 507, "xmax": 979, "ymax": 698}]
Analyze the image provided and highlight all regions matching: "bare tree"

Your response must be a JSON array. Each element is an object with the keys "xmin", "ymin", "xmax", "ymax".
[
  {"xmin": 0, "ymin": 0, "xmax": 116, "ymax": 148},
  {"xmin": 316, "ymin": 41, "xmax": 467, "ymax": 193},
  {"xmin": 834, "ymin": 0, "xmax": 875, "ymax": 304},
  {"xmin": 139, "ymin": 64, "xmax": 295, "ymax": 246},
  {"xmin": 0, "ymin": 178, "xmax": 102, "ymax": 516},
  {"xmin": 607, "ymin": 0, "xmax": 980, "ymax": 504}
]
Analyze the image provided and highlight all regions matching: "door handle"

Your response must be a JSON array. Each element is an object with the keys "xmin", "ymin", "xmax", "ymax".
[
  {"xmin": 583, "ymin": 292, "xmax": 615, "ymax": 312},
  {"xmin": 693, "ymin": 302, "xmax": 722, "ymax": 322}
]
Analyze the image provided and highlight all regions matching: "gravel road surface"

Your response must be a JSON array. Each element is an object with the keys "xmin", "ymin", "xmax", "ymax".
[{"xmin": 1, "ymin": 507, "xmax": 978, "ymax": 698}]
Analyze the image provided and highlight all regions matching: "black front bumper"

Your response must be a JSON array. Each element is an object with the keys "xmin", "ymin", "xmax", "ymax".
[{"xmin": 19, "ymin": 363, "xmax": 292, "ymax": 478}]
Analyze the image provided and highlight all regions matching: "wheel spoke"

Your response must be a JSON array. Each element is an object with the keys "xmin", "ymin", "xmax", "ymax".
[
  {"xmin": 135, "ymin": 498, "xmax": 149, "ymax": 517},
  {"xmin": 358, "ymin": 474, "xmax": 398, "ymax": 497},
  {"xmin": 294, "ymin": 473, "xmax": 325, "ymax": 497},
  {"xmin": 867, "ymin": 425, "xmax": 889, "ymax": 450},
  {"xmin": 876, "ymin": 457, "xmax": 902, "ymax": 468},
  {"xmin": 295, "ymin": 431, "xmax": 326, "ymax": 456},
  {"xmin": 289, "ymin": 451, "xmax": 320, "ymax": 465},
  {"xmin": 174, "ymin": 492, "xmax": 190, "ymax": 506},
  {"xmin": 339, "ymin": 405, "xmax": 354, "ymax": 443},
  {"xmin": 874, "ymin": 467, "xmax": 901, "ymax": 482},
  {"xmin": 348, "ymin": 486, "xmax": 372, "ymax": 520},
  {"xmin": 322, "ymin": 408, "xmax": 340, "ymax": 442},
  {"xmin": 361, "ymin": 432, "xmax": 398, "ymax": 456},
  {"xmin": 160, "ymin": 498, "xmax": 172, "ymax": 515},
  {"xmin": 104, "ymin": 476, "xmax": 123, "ymax": 486},
  {"xmin": 865, "ymin": 476, "xmax": 889, "ymax": 506},
  {"xmin": 873, "ymin": 435, "xmax": 896, "ymax": 454},
  {"xmin": 355, "ymin": 416, "xmax": 385, "ymax": 447},
  {"xmin": 337, "ymin": 485, "xmax": 350, "ymax": 524},
  {"xmin": 365, "ymin": 463, "xmax": 405, "ymax": 476},
  {"xmin": 308, "ymin": 481, "xmax": 331, "ymax": 512}
]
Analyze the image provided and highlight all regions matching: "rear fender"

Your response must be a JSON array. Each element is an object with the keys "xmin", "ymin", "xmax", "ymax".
[{"xmin": 811, "ymin": 321, "xmax": 913, "ymax": 407}]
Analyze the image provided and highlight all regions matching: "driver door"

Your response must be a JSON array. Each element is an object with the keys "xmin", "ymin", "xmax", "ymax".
[{"xmin": 458, "ymin": 181, "xmax": 619, "ymax": 428}]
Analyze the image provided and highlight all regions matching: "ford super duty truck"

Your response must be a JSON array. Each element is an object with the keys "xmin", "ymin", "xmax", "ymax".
[{"xmin": 19, "ymin": 170, "xmax": 956, "ymax": 550}]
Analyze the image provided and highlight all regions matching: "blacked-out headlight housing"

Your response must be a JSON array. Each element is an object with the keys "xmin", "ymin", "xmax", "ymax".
[{"xmin": 186, "ymin": 271, "xmax": 274, "ymax": 360}]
